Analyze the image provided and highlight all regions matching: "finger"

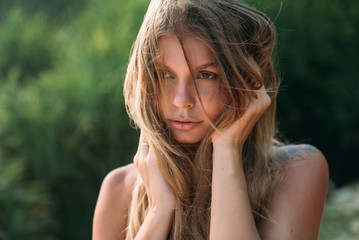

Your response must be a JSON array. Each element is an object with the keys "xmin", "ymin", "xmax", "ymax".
[
  {"xmin": 139, "ymin": 130, "xmax": 147, "ymax": 143},
  {"xmin": 251, "ymin": 85, "xmax": 266, "ymax": 99},
  {"xmin": 249, "ymin": 85, "xmax": 269, "ymax": 105},
  {"xmin": 139, "ymin": 142, "xmax": 149, "ymax": 161},
  {"xmin": 139, "ymin": 130, "xmax": 149, "ymax": 151},
  {"xmin": 257, "ymin": 85, "xmax": 271, "ymax": 108},
  {"xmin": 135, "ymin": 131, "xmax": 149, "ymax": 163}
]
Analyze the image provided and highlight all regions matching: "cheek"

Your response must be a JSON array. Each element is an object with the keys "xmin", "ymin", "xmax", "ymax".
[
  {"xmin": 158, "ymin": 92, "xmax": 167, "ymax": 119},
  {"xmin": 198, "ymin": 85, "xmax": 227, "ymax": 120},
  {"xmin": 159, "ymin": 96, "xmax": 167, "ymax": 117},
  {"xmin": 158, "ymin": 84, "xmax": 174, "ymax": 116}
]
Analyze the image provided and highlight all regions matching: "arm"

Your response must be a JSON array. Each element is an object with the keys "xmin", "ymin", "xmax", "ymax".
[
  {"xmin": 210, "ymin": 86, "xmax": 269, "ymax": 240},
  {"xmin": 93, "ymin": 132, "xmax": 176, "ymax": 240},
  {"xmin": 132, "ymin": 132, "xmax": 176, "ymax": 240},
  {"xmin": 210, "ymin": 145, "xmax": 260, "ymax": 239},
  {"xmin": 134, "ymin": 207, "xmax": 174, "ymax": 240}
]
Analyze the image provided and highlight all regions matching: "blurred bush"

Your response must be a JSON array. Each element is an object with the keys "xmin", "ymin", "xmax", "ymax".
[
  {"xmin": 0, "ymin": 8, "xmax": 56, "ymax": 83},
  {"xmin": 0, "ymin": 157, "xmax": 53, "ymax": 240},
  {"xmin": 0, "ymin": 0, "xmax": 358, "ymax": 239},
  {"xmin": 0, "ymin": 0, "xmax": 146, "ymax": 239},
  {"xmin": 0, "ymin": 0, "xmax": 87, "ymax": 23},
  {"xmin": 251, "ymin": 0, "xmax": 359, "ymax": 186},
  {"xmin": 319, "ymin": 181, "xmax": 359, "ymax": 239}
]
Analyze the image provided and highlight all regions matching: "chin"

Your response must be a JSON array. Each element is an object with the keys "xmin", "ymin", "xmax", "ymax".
[{"xmin": 173, "ymin": 134, "xmax": 203, "ymax": 144}]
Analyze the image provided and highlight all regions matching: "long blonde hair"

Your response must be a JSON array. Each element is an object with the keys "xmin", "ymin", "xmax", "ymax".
[{"xmin": 123, "ymin": 0, "xmax": 283, "ymax": 239}]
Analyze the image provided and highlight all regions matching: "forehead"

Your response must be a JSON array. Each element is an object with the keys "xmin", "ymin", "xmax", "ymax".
[{"xmin": 157, "ymin": 34, "xmax": 215, "ymax": 66}]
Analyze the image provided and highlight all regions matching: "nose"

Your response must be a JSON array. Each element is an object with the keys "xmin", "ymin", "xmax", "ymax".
[{"xmin": 172, "ymin": 79, "xmax": 195, "ymax": 109}]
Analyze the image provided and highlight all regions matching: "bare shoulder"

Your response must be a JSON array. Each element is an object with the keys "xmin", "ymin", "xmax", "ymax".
[
  {"xmin": 274, "ymin": 144, "xmax": 326, "ymax": 163},
  {"xmin": 274, "ymin": 144, "xmax": 329, "ymax": 199},
  {"xmin": 275, "ymin": 144, "xmax": 329, "ymax": 193},
  {"xmin": 274, "ymin": 144, "xmax": 329, "ymax": 187},
  {"xmin": 258, "ymin": 144, "xmax": 329, "ymax": 239},
  {"xmin": 101, "ymin": 163, "xmax": 137, "ymax": 195},
  {"xmin": 275, "ymin": 144, "xmax": 329, "ymax": 181},
  {"xmin": 93, "ymin": 164, "xmax": 137, "ymax": 240}
]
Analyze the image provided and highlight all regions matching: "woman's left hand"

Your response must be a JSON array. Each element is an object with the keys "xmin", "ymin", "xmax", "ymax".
[
  {"xmin": 210, "ymin": 85, "xmax": 270, "ymax": 239},
  {"xmin": 211, "ymin": 85, "xmax": 271, "ymax": 153}
]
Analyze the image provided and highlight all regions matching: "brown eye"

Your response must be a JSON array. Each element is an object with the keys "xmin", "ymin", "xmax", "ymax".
[{"xmin": 197, "ymin": 72, "xmax": 218, "ymax": 80}]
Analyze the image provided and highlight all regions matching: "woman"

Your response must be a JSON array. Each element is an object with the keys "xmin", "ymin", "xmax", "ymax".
[{"xmin": 93, "ymin": 0, "xmax": 329, "ymax": 239}]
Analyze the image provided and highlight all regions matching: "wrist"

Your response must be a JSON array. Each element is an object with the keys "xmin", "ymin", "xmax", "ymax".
[
  {"xmin": 212, "ymin": 142, "xmax": 242, "ymax": 162},
  {"xmin": 212, "ymin": 137, "xmax": 243, "ymax": 152},
  {"xmin": 147, "ymin": 206, "xmax": 175, "ymax": 225},
  {"xmin": 148, "ymin": 198, "xmax": 176, "ymax": 215},
  {"xmin": 212, "ymin": 146, "xmax": 243, "ymax": 174},
  {"xmin": 148, "ymin": 192, "xmax": 177, "ymax": 212},
  {"xmin": 135, "ymin": 204, "xmax": 175, "ymax": 240}
]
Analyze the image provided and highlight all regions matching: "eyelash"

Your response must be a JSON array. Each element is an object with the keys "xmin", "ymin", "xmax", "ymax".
[
  {"xmin": 161, "ymin": 71, "xmax": 218, "ymax": 80},
  {"xmin": 197, "ymin": 72, "xmax": 218, "ymax": 80}
]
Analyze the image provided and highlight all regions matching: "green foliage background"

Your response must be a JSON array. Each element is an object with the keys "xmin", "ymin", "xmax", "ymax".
[{"xmin": 0, "ymin": 0, "xmax": 357, "ymax": 239}]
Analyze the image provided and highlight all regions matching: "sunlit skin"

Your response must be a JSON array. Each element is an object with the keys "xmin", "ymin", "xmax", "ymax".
[{"xmin": 157, "ymin": 34, "xmax": 228, "ymax": 144}]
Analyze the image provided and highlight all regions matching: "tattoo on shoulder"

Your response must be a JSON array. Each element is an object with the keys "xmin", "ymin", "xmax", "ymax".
[{"xmin": 275, "ymin": 144, "xmax": 317, "ymax": 162}]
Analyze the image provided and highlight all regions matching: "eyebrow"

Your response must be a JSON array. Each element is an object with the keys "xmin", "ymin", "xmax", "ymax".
[{"xmin": 197, "ymin": 62, "xmax": 217, "ymax": 70}]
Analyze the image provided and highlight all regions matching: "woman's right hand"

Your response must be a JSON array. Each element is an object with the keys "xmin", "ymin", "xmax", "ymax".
[
  {"xmin": 133, "ymin": 132, "xmax": 176, "ymax": 240},
  {"xmin": 134, "ymin": 131, "xmax": 177, "ymax": 212}
]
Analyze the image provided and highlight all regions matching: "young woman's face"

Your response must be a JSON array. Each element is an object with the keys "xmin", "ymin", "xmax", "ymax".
[{"xmin": 157, "ymin": 34, "xmax": 228, "ymax": 144}]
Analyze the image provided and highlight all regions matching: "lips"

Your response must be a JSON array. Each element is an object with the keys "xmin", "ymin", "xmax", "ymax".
[{"xmin": 168, "ymin": 118, "xmax": 202, "ymax": 130}]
